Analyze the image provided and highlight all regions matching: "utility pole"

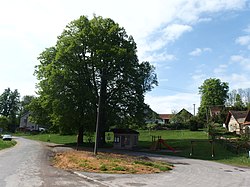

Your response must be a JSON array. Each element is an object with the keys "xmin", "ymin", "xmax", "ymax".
[
  {"xmin": 193, "ymin": 104, "xmax": 195, "ymax": 116},
  {"xmin": 94, "ymin": 96, "xmax": 101, "ymax": 155}
]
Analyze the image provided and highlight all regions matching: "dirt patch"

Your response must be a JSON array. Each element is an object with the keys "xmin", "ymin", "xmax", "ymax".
[{"xmin": 53, "ymin": 150, "xmax": 173, "ymax": 174}]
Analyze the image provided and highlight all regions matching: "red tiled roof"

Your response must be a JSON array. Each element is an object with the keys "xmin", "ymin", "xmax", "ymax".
[{"xmin": 159, "ymin": 114, "xmax": 173, "ymax": 120}]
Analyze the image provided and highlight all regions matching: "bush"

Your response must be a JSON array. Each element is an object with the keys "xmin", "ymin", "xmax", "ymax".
[{"xmin": 188, "ymin": 117, "xmax": 199, "ymax": 131}]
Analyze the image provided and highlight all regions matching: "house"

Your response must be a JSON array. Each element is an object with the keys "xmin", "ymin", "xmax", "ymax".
[
  {"xmin": 111, "ymin": 128, "xmax": 139, "ymax": 149},
  {"xmin": 209, "ymin": 106, "xmax": 223, "ymax": 117},
  {"xmin": 177, "ymin": 108, "xmax": 193, "ymax": 119},
  {"xmin": 225, "ymin": 110, "xmax": 250, "ymax": 135},
  {"xmin": 19, "ymin": 112, "xmax": 39, "ymax": 131},
  {"xmin": 159, "ymin": 109, "xmax": 193, "ymax": 125},
  {"xmin": 159, "ymin": 114, "xmax": 173, "ymax": 125}
]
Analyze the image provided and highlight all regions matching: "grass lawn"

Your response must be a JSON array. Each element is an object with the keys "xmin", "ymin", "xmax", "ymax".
[
  {"xmin": 20, "ymin": 130, "xmax": 250, "ymax": 167},
  {"xmin": 139, "ymin": 130, "xmax": 250, "ymax": 167},
  {"xmin": 20, "ymin": 133, "xmax": 78, "ymax": 144},
  {"xmin": 0, "ymin": 139, "xmax": 17, "ymax": 150}
]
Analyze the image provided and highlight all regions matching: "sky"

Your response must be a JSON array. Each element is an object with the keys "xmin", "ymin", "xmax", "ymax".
[{"xmin": 1, "ymin": 0, "xmax": 250, "ymax": 115}]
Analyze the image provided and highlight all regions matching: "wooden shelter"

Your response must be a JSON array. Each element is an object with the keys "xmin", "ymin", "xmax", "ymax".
[{"xmin": 111, "ymin": 129, "xmax": 139, "ymax": 149}]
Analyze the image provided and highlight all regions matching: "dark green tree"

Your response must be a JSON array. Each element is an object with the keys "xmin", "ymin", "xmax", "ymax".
[
  {"xmin": 34, "ymin": 15, "xmax": 157, "ymax": 146},
  {"xmin": 198, "ymin": 78, "xmax": 229, "ymax": 123},
  {"xmin": 0, "ymin": 88, "xmax": 20, "ymax": 132},
  {"xmin": 27, "ymin": 97, "xmax": 52, "ymax": 131}
]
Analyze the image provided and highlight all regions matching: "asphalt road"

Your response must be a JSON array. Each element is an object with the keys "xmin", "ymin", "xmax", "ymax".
[
  {"xmin": 1, "ymin": 137, "xmax": 250, "ymax": 187},
  {"xmin": 78, "ymin": 152, "xmax": 250, "ymax": 187},
  {"xmin": 0, "ymin": 137, "xmax": 102, "ymax": 187}
]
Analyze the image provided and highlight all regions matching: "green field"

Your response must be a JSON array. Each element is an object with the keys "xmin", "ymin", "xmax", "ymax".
[
  {"xmin": 0, "ymin": 139, "xmax": 16, "ymax": 150},
  {"xmin": 20, "ymin": 130, "xmax": 250, "ymax": 167}
]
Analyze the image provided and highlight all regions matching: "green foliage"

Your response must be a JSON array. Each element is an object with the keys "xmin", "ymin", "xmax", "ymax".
[
  {"xmin": 0, "ymin": 88, "xmax": 20, "ymax": 117},
  {"xmin": 234, "ymin": 94, "xmax": 246, "ymax": 110},
  {"xmin": 226, "ymin": 88, "xmax": 250, "ymax": 110},
  {"xmin": 0, "ymin": 116, "xmax": 9, "ymax": 131},
  {"xmin": 0, "ymin": 88, "xmax": 20, "ymax": 132},
  {"xmin": 188, "ymin": 116, "xmax": 199, "ymax": 131},
  {"xmin": 198, "ymin": 78, "xmax": 229, "ymax": 121},
  {"xmin": 34, "ymin": 15, "xmax": 157, "ymax": 142},
  {"xmin": 0, "ymin": 139, "xmax": 16, "ymax": 150},
  {"xmin": 169, "ymin": 109, "xmax": 193, "ymax": 130},
  {"xmin": 28, "ymin": 97, "xmax": 52, "ymax": 131},
  {"xmin": 199, "ymin": 78, "xmax": 229, "ymax": 106},
  {"xmin": 208, "ymin": 123, "xmax": 227, "ymax": 140},
  {"xmin": 20, "ymin": 95, "xmax": 36, "ymax": 115},
  {"xmin": 146, "ymin": 123, "xmax": 158, "ymax": 131}
]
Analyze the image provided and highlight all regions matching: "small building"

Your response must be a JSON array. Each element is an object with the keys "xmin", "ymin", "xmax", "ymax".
[
  {"xmin": 111, "ymin": 128, "xmax": 139, "ymax": 149},
  {"xmin": 19, "ymin": 112, "xmax": 39, "ymax": 131},
  {"xmin": 159, "ymin": 114, "xmax": 173, "ymax": 125},
  {"xmin": 225, "ymin": 110, "xmax": 250, "ymax": 135}
]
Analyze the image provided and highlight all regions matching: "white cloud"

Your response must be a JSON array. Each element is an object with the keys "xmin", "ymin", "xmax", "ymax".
[
  {"xmin": 143, "ymin": 52, "xmax": 176, "ymax": 63},
  {"xmin": 163, "ymin": 24, "xmax": 193, "ymax": 42},
  {"xmin": 213, "ymin": 64, "xmax": 228, "ymax": 74},
  {"xmin": 230, "ymin": 55, "xmax": 250, "ymax": 70},
  {"xmin": 189, "ymin": 47, "xmax": 212, "ymax": 56},
  {"xmin": 142, "ymin": 24, "xmax": 193, "ymax": 54},
  {"xmin": 224, "ymin": 73, "xmax": 250, "ymax": 90},
  {"xmin": 235, "ymin": 35, "xmax": 250, "ymax": 46}
]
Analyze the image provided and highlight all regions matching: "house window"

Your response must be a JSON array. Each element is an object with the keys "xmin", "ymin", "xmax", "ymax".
[
  {"xmin": 24, "ymin": 118, "xmax": 28, "ymax": 125},
  {"xmin": 125, "ymin": 136, "xmax": 130, "ymax": 145},
  {"xmin": 114, "ymin": 136, "xmax": 120, "ymax": 143}
]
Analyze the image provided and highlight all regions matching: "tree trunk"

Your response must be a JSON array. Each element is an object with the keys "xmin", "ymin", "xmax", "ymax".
[
  {"xmin": 97, "ymin": 69, "xmax": 107, "ymax": 147},
  {"xmin": 77, "ymin": 126, "xmax": 84, "ymax": 146}
]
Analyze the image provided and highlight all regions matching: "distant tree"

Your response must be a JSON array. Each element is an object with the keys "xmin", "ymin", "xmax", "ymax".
[
  {"xmin": 198, "ymin": 78, "xmax": 229, "ymax": 123},
  {"xmin": 20, "ymin": 95, "xmax": 36, "ymax": 115},
  {"xmin": 27, "ymin": 97, "xmax": 53, "ymax": 132},
  {"xmin": 226, "ymin": 89, "xmax": 237, "ymax": 107},
  {"xmin": 233, "ymin": 94, "xmax": 246, "ymax": 110},
  {"xmin": 226, "ymin": 88, "xmax": 249, "ymax": 110},
  {"xmin": 0, "ymin": 88, "xmax": 20, "ymax": 132},
  {"xmin": 0, "ymin": 116, "xmax": 9, "ymax": 131}
]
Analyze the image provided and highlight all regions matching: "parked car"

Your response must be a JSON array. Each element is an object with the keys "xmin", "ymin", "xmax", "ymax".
[{"xmin": 2, "ymin": 134, "xmax": 12, "ymax": 141}]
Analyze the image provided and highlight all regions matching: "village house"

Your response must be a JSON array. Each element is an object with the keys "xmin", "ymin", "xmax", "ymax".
[
  {"xmin": 225, "ymin": 110, "xmax": 250, "ymax": 135},
  {"xmin": 158, "ymin": 114, "xmax": 173, "ymax": 125},
  {"xmin": 19, "ymin": 112, "xmax": 39, "ymax": 131}
]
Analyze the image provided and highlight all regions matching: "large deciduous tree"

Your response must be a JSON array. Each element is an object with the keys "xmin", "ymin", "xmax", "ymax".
[
  {"xmin": 34, "ymin": 15, "xmax": 157, "ymax": 146},
  {"xmin": 198, "ymin": 78, "xmax": 229, "ymax": 123}
]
